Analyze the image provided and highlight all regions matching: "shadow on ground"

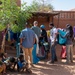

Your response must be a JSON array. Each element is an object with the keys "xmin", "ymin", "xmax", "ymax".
[{"xmin": 7, "ymin": 59, "xmax": 75, "ymax": 75}]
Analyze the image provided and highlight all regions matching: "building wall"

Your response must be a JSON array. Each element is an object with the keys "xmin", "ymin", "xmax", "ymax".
[
  {"xmin": 29, "ymin": 16, "xmax": 53, "ymax": 30},
  {"xmin": 54, "ymin": 11, "xmax": 75, "ymax": 28},
  {"xmin": 29, "ymin": 11, "xmax": 75, "ymax": 30}
]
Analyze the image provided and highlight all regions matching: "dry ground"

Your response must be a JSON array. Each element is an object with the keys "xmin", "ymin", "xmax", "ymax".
[
  {"xmin": 5, "ymin": 45, "xmax": 75, "ymax": 75},
  {"xmin": 6, "ymin": 59, "xmax": 75, "ymax": 75}
]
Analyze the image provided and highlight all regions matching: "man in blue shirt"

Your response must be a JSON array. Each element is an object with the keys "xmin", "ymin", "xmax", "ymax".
[{"xmin": 19, "ymin": 22, "xmax": 36, "ymax": 72}]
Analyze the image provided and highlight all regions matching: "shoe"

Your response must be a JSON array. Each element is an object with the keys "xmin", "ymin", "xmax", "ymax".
[
  {"xmin": 50, "ymin": 61, "xmax": 54, "ymax": 64},
  {"xmin": 66, "ymin": 61, "xmax": 71, "ymax": 64},
  {"xmin": 54, "ymin": 57, "xmax": 58, "ymax": 61},
  {"xmin": 54, "ymin": 59, "xmax": 58, "ymax": 62}
]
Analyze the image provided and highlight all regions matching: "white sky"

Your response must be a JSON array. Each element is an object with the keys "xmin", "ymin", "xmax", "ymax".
[{"xmin": 21, "ymin": 0, "xmax": 75, "ymax": 11}]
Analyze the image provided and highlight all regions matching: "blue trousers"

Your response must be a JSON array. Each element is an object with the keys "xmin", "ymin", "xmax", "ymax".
[{"xmin": 50, "ymin": 42, "xmax": 57, "ymax": 62}]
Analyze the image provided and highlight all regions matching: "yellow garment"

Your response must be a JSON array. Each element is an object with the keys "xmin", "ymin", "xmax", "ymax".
[
  {"xmin": 47, "ymin": 30, "xmax": 50, "ymax": 37},
  {"xmin": 0, "ymin": 67, "xmax": 3, "ymax": 73}
]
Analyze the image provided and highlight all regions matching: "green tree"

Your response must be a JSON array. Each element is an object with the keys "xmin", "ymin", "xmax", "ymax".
[
  {"xmin": 0, "ymin": 0, "xmax": 32, "ymax": 32},
  {"xmin": 30, "ymin": 0, "xmax": 54, "ymax": 12},
  {"xmin": 0, "ymin": 0, "xmax": 34, "ymax": 53}
]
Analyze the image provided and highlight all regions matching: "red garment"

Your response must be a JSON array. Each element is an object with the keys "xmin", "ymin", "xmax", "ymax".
[{"xmin": 60, "ymin": 46, "xmax": 66, "ymax": 59}]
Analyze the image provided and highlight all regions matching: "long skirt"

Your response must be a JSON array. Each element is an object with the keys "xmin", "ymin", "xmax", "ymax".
[
  {"xmin": 60, "ymin": 46, "xmax": 66, "ymax": 59},
  {"xmin": 32, "ymin": 44, "xmax": 40, "ymax": 64}
]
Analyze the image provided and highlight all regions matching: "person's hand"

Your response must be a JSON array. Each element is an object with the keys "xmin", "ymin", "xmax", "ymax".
[
  {"xmin": 52, "ymin": 42, "xmax": 55, "ymax": 46},
  {"xmin": 20, "ymin": 44, "xmax": 22, "ymax": 48},
  {"xmin": 74, "ymin": 37, "xmax": 75, "ymax": 40},
  {"xmin": 57, "ymin": 32, "xmax": 59, "ymax": 34}
]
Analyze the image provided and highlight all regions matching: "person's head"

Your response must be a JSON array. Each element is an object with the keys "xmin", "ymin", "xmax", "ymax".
[
  {"xmin": 33, "ymin": 21, "xmax": 38, "ymax": 26},
  {"xmin": 9, "ymin": 57, "xmax": 15, "ymax": 63},
  {"xmin": 49, "ymin": 22, "xmax": 54, "ymax": 29},
  {"xmin": 66, "ymin": 24, "xmax": 73, "ymax": 38},
  {"xmin": 19, "ymin": 55, "xmax": 24, "ymax": 61},
  {"xmin": 40, "ymin": 25, "xmax": 45, "ymax": 30},
  {"xmin": 25, "ymin": 22, "xmax": 30, "ymax": 28}
]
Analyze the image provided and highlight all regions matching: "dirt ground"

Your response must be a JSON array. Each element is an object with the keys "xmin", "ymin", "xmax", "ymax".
[
  {"xmin": 6, "ymin": 58, "xmax": 75, "ymax": 75},
  {"xmin": 5, "ymin": 45, "xmax": 75, "ymax": 75}
]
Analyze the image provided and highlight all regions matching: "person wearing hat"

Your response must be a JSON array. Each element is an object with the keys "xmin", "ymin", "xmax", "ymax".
[
  {"xmin": 49, "ymin": 23, "xmax": 58, "ymax": 63},
  {"xmin": 19, "ymin": 22, "xmax": 36, "ymax": 73},
  {"xmin": 39, "ymin": 25, "xmax": 49, "ymax": 59},
  {"xmin": 40, "ymin": 25, "xmax": 48, "ymax": 42}
]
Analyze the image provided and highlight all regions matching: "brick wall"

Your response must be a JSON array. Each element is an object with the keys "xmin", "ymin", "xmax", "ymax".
[
  {"xmin": 54, "ymin": 11, "xmax": 75, "ymax": 28},
  {"xmin": 29, "ymin": 16, "xmax": 53, "ymax": 30}
]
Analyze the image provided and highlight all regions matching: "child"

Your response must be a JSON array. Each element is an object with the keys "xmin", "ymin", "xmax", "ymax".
[
  {"xmin": 0, "ymin": 53, "xmax": 7, "ymax": 62},
  {"xmin": 0, "ymin": 53, "xmax": 6, "ymax": 74},
  {"xmin": 17, "ymin": 55, "xmax": 26, "ymax": 72},
  {"xmin": 17, "ymin": 54, "xmax": 32, "ymax": 73}
]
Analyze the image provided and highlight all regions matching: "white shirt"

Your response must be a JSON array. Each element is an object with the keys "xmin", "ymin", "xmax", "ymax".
[{"xmin": 50, "ymin": 27, "xmax": 57, "ymax": 42}]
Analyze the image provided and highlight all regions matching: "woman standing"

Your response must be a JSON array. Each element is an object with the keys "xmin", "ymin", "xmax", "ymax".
[
  {"xmin": 66, "ymin": 24, "xmax": 73, "ymax": 63},
  {"xmin": 60, "ymin": 24, "xmax": 73, "ymax": 63}
]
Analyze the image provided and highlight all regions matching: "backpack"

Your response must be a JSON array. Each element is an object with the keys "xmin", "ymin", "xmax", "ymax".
[{"xmin": 57, "ymin": 30, "xmax": 67, "ymax": 45}]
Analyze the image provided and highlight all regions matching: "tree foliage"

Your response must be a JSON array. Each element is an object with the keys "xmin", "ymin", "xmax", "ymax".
[
  {"xmin": 30, "ymin": 0, "xmax": 54, "ymax": 12},
  {"xmin": 0, "ymin": 0, "xmax": 33, "ymax": 32}
]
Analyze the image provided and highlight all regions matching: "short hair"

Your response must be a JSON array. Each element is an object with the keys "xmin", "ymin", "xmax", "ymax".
[
  {"xmin": 19, "ymin": 54, "xmax": 24, "ymax": 60},
  {"xmin": 49, "ymin": 23, "xmax": 54, "ymax": 26},
  {"xmin": 33, "ymin": 21, "xmax": 38, "ymax": 24},
  {"xmin": 25, "ymin": 22, "xmax": 29, "ymax": 26}
]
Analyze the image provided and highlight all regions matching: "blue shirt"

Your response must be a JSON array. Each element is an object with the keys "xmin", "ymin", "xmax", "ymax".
[{"xmin": 19, "ymin": 28, "xmax": 35, "ymax": 48}]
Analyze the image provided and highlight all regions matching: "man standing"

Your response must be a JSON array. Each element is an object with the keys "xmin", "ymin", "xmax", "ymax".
[
  {"xmin": 31, "ymin": 21, "xmax": 41, "ymax": 38},
  {"xmin": 19, "ymin": 22, "xmax": 36, "ymax": 73},
  {"xmin": 49, "ymin": 23, "xmax": 58, "ymax": 63}
]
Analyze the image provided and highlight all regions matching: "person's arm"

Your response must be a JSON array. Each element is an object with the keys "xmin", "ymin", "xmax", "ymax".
[
  {"xmin": 20, "ymin": 38, "xmax": 23, "ymax": 45},
  {"xmin": 54, "ymin": 32, "xmax": 58, "ymax": 44},
  {"xmin": 59, "ymin": 31, "xmax": 68, "ymax": 38},
  {"xmin": 53, "ymin": 28, "xmax": 58, "ymax": 43},
  {"xmin": 19, "ymin": 31, "xmax": 24, "ymax": 48},
  {"xmin": 34, "ymin": 38, "xmax": 36, "ymax": 44},
  {"xmin": 33, "ymin": 32, "xmax": 36, "ymax": 44}
]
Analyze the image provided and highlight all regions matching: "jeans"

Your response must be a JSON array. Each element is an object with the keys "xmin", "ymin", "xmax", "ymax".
[{"xmin": 50, "ymin": 42, "xmax": 57, "ymax": 62}]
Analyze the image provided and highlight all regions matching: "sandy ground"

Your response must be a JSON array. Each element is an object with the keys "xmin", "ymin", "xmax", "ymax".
[
  {"xmin": 6, "ymin": 58, "xmax": 75, "ymax": 75},
  {"xmin": 4, "ymin": 45, "xmax": 75, "ymax": 75}
]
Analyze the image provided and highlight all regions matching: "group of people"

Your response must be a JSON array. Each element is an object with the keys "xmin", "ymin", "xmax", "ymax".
[
  {"xmin": 0, "ymin": 20, "xmax": 75, "ymax": 74},
  {"xmin": 19, "ymin": 21, "xmax": 50, "ymax": 73},
  {"xmin": 49, "ymin": 23, "xmax": 74, "ymax": 64},
  {"xmin": 19, "ymin": 21, "xmax": 75, "ymax": 73}
]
